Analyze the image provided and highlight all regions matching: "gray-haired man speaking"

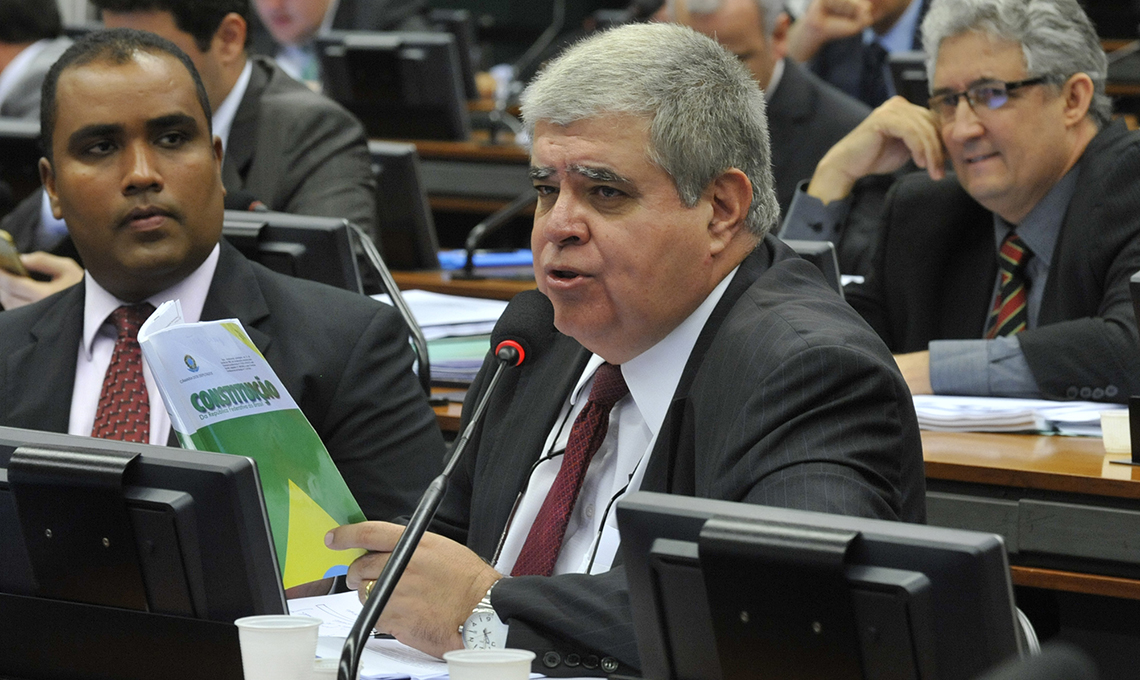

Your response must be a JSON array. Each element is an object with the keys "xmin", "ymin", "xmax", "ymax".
[{"xmin": 327, "ymin": 21, "xmax": 925, "ymax": 677}]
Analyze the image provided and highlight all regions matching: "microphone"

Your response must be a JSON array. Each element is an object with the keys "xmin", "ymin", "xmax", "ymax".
[
  {"xmin": 338, "ymin": 290, "xmax": 554, "ymax": 680},
  {"xmin": 223, "ymin": 190, "xmax": 268, "ymax": 212}
]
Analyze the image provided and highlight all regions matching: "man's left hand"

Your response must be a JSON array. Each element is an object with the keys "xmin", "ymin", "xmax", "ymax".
[
  {"xmin": 326, "ymin": 522, "xmax": 502, "ymax": 659},
  {"xmin": 894, "ymin": 350, "xmax": 932, "ymax": 395}
]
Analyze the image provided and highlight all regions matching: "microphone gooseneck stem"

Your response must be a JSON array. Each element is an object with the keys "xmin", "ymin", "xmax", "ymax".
[{"xmin": 338, "ymin": 349, "xmax": 516, "ymax": 680}]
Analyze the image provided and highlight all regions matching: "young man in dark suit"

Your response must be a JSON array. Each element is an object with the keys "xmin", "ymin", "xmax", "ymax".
[
  {"xmin": 0, "ymin": 0, "xmax": 376, "ymax": 308},
  {"xmin": 326, "ymin": 21, "xmax": 924, "ymax": 677},
  {"xmin": 782, "ymin": 0, "xmax": 1140, "ymax": 403},
  {"xmin": 0, "ymin": 29, "xmax": 444, "ymax": 523}
]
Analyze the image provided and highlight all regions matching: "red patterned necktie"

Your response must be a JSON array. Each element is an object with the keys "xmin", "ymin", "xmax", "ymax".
[
  {"xmin": 984, "ymin": 233, "xmax": 1033, "ymax": 339},
  {"xmin": 511, "ymin": 362, "xmax": 630, "ymax": 577},
  {"xmin": 91, "ymin": 303, "xmax": 155, "ymax": 443}
]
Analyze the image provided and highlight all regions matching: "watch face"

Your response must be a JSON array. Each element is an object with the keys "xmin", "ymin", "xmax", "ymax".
[{"xmin": 463, "ymin": 611, "xmax": 504, "ymax": 650}]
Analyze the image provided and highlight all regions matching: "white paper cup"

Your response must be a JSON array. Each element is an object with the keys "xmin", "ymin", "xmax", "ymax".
[
  {"xmin": 310, "ymin": 658, "xmax": 342, "ymax": 679},
  {"xmin": 443, "ymin": 649, "xmax": 535, "ymax": 680},
  {"xmin": 234, "ymin": 615, "xmax": 322, "ymax": 680}
]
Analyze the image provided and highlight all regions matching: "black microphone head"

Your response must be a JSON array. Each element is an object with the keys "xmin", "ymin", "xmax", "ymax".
[{"xmin": 490, "ymin": 289, "xmax": 555, "ymax": 367}]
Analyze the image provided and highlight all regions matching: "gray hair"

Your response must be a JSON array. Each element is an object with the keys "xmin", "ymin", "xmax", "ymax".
[
  {"xmin": 921, "ymin": 0, "xmax": 1111, "ymax": 128},
  {"xmin": 520, "ymin": 22, "xmax": 779, "ymax": 237},
  {"xmin": 682, "ymin": 0, "xmax": 786, "ymax": 37}
]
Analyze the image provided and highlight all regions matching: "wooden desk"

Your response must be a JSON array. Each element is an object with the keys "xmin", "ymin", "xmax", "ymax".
[
  {"xmin": 393, "ymin": 269, "xmax": 535, "ymax": 301},
  {"xmin": 922, "ymin": 431, "xmax": 1140, "ymax": 596}
]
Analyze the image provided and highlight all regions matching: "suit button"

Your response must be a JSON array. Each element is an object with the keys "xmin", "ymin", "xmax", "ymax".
[
  {"xmin": 1093, "ymin": 388, "xmax": 1105, "ymax": 400},
  {"xmin": 1066, "ymin": 386, "xmax": 1079, "ymax": 398},
  {"xmin": 1107, "ymin": 385, "xmax": 1119, "ymax": 397},
  {"xmin": 542, "ymin": 651, "xmax": 561, "ymax": 668},
  {"xmin": 1080, "ymin": 387, "xmax": 1092, "ymax": 399},
  {"xmin": 602, "ymin": 657, "xmax": 620, "ymax": 673},
  {"xmin": 564, "ymin": 653, "xmax": 581, "ymax": 667},
  {"xmin": 583, "ymin": 655, "xmax": 599, "ymax": 670}
]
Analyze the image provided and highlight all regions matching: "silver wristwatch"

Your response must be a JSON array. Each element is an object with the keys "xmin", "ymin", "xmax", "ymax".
[{"xmin": 460, "ymin": 582, "xmax": 509, "ymax": 650}]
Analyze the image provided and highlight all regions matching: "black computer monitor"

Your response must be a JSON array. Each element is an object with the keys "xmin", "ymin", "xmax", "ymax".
[
  {"xmin": 888, "ymin": 51, "xmax": 929, "ymax": 107},
  {"xmin": 428, "ymin": 8, "xmax": 480, "ymax": 101},
  {"xmin": 619, "ymin": 491, "xmax": 1022, "ymax": 680},
  {"xmin": 369, "ymin": 140, "xmax": 441, "ymax": 270},
  {"xmin": 0, "ymin": 117, "xmax": 43, "ymax": 206},
  {"xmin": 318, "ymin": 30, "xmax": 472, "ymax": 141},
  {"xmin": 0, "ymin": 425, "xmax": 285, "ymax": 680},
  {"xmin": 223, "ymin": 209, "xmax": 364, "ymax": 293},
  {"xmin": 785, "ymin": 239, "xmax": 843, "ymax": 298}
]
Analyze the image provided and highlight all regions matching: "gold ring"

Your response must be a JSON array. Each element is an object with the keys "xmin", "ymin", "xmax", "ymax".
[{"xmin": 364, "ymin": 579, "xmax": 376, "ymax": 598}]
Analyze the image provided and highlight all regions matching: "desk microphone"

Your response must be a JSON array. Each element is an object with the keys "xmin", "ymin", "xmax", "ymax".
[{"xmin": 338, "ymin": 289, "xmax": 555, "ymax": 680}]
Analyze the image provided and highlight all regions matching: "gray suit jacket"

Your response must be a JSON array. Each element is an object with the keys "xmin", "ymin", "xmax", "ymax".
[
  {"xmin": 431, "ymin": 237, "xmax": 925, "ymax": 676},
  {"xmin": 0, "ymin": 37, "xmax": 72, "ymax": 119},
  {"xmin": 0, "ymin": 240, "xmax": 445, "ymax": 521},
  {"xmin": 224, "ymin": 56, "xmax": 376, "ymax": 237},
  {"xmin": 845, "ymin": 120, "xmax": 1140, "ymax": 402},
  {"xmin": 768, "ymin": 58, "xmax": 870, "ymax": 215}
]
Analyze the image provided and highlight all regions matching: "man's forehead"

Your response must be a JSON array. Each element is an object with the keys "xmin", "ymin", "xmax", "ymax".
[{"xmin": 932, "ymin": 32, "xmax": 1026, "ymax": 89}]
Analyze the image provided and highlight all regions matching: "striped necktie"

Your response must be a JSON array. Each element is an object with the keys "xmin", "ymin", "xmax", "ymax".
[
  {"xmin": 511, "ymin": 363, "xmax": 629, "ymax": 577},
  {"xmin": 984, "ymin": 233, "xmax": 1032, "ymax": 339}
]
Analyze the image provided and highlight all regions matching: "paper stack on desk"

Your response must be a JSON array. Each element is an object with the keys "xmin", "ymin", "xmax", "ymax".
[
  {"xmin": 912, "ymin": 395, "xmax": 1125, "ymax": 436},
  {"xmin": 375, "ymin": 290, "xmax": 508, "ymax": 384}
]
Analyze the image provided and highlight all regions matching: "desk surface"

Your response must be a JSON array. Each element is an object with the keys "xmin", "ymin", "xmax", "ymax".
[
  {"xmin": 922, "ymin": 431, "xmax": 1140, "ymax": 499},
  {"xmin": 393, "ymin": 269, "xmax": 536, "ymax": 301}
]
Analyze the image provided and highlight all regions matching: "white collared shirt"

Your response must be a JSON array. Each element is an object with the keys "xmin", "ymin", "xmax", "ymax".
[
  {"xmin": 0, "ymin": 39, "xmax": 50, "ymax": 107},
  {"xmin": 69, "ymin": 244, "xmax": 221, "ymax": 446},
  {"xmin": 494, "ymin": 267, "xmax": 740, "ymax": 576}
]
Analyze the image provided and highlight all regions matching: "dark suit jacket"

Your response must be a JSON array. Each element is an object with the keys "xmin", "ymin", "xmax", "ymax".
[
  {"xmin": 0, "ymin": 56, "xmax": 377, "ymax": 258},
  {"xmin": 431, "ymin": 237, "xmax": 926, "ymax": 675},
  {"xmin": 808, "ymin": 0, "xmax": 927, "ymax": 107},
  {"xmin": 0, "ymin": 240, "xmax": 445, "ymax": 520},
  {"xmin": 845, "ymin": 120, "xmax": 1140, "ymax": 403},
  {"xmin": 224, "ymin": 56, "xmax": 376, "ymax": 237},
  {"xmin": 768, "ymin": 58, "xmax": 870, "ymax": 215}
]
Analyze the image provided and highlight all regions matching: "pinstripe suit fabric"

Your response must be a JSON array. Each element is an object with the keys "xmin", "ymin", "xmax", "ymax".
[{"xmin": 431, "ymin": 235, "xmax": 925, "ymax": 676}]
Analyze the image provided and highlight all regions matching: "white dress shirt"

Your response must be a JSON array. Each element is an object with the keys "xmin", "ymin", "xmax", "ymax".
[
  {"xmin": 69, "ymin": 244, "xmax": 221, "ymax": 446},
  {"xmin": 0, "ymin": 39, "xmax": 50, "ymax": 107},
  {"xmin": 494, "ymin": 267, "xmax": 739, "ymax": 576}
]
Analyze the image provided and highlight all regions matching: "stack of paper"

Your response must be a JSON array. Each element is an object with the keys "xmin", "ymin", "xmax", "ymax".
[
  {"xmin": 375, "ymin": 290, "xmax": 508, "ymax": 384},
  {"xmin": 912, "ymin": 395, "xmax": 1125, "ymax": 436}
]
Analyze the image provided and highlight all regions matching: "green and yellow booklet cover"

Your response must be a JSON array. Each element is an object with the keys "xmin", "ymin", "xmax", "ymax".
[{"xmin": 138, "ymin": 300, "xmax": 365, "ymax": 589}]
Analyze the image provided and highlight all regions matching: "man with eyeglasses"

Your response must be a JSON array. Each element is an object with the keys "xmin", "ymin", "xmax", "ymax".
[{"xmin": 779, "ymin": 0, "xmax": 1140, "ymax": 403}]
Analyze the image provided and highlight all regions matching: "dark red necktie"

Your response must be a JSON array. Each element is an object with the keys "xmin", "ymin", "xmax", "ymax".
[
  {"xmin": 91, "ymin": 303, "xmax": 155, "ymax": 443},
  {"xmin": 984, "ymin": 233, "xmax": 1032, "ymax": 339},
  {"xmin": 511, "ymin": 362, "xmax": 630, "ymax": 577}
]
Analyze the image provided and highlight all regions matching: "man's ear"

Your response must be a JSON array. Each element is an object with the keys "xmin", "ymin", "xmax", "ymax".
[
  {"xmin": 213, "ymin": 12, "xmax": 248, "ymax": 66},
  {"xmin": 770, "ymin": 11, "xmax": 792, "ymax": 61},
  {"xmin": 706, "ymin": 168, "xmax": 752, "ymax": 256},
  {"xmin": 1059, "ymin": 72, "xmax": 1094, "ymax": 128},
  {"xmin": 38, "ymin": 157, "xmax": 63, "ymax": 220}
]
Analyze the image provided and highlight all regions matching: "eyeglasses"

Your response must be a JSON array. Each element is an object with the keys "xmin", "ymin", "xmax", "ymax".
[{"xmin": 927, "ymin": 76, "xmax": 1050, "ymax": 121}]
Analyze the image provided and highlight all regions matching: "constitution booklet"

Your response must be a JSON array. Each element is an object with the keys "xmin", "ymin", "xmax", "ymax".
[{"xmin": 138, "ymin": 300, "xmax": 365, "ymax": 589}]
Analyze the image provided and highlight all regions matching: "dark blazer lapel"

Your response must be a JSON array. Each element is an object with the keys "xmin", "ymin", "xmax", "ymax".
[
  {"xmin": 221, "ymin": 59, "xmax": 269, "ymax": 190},
  {"xmin": 641, "ymin": 242, "xmax": 776, "ymax": 493},
  {"xmin": 4, "ymin": 287, "xmax": 84, "ymax": 433},
  {"xmin": 200, "ymin": 241, "xmax": 272, "ymax": 352}
]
